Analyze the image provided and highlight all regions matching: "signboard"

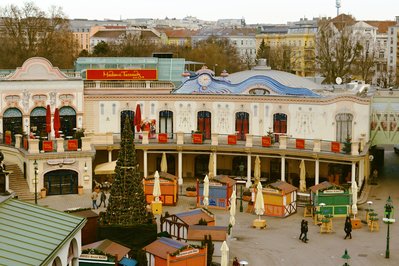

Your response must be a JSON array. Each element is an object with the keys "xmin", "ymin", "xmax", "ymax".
[
  {"xmin": 331, "ymin": 141, "xmax": 340, "ymax": 153},
  {"xmin": 80, "ymin": 254, "xmax": 108, "ymax": 260},
  {"xmin": 86, "ymin": 69, "xmax": 157, "ymax": 80},
  {"xmin": 324, "ymin": 189, "xmax": 344, "ymax": 194},
  {"xmin": 192, "ymin": 133, "xmax": 203, "ymax": 144},
  {"xmin": 296, "ymin": 139, "xmax": 305, "ymax": 149},
  {"xmin": 228, "ymin": 135, "xmax": 237, "ymax": 145},
  {"xmin": 158, "ymin": 133, "xmax": 168, "ymax": 143},
  {"xmin": 42, "ymin": 141, "xmax": 53, "ymax": 152},
  {"xmin": 67, "ymin": 139, "xmax": 78, "ymax": 150},
  {"xmin": 262, "ymin": 136, "xmax": 271, "ymax": 147},
  {"xmin": 176, "ymin": 249, "xmax": 199, "ymax": 257}
]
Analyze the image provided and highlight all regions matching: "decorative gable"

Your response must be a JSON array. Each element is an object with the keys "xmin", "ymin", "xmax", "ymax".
[{"xmin": 6, "ymin": 57, "xmax": 68, "ymax": 80}]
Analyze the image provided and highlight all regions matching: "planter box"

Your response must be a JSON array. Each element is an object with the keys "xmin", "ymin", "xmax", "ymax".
[
  {"xmin": 67, "ymin": 139, "xmax": 78, "ymax": 151},
  {"xmin": 186, "ymin": 191, "xmax": 197, "ymax": 197},
  {"xmin": 158, "ymin": 133, "xmax": 168, "ymax": 143},
  {"xmin": 331, "ymin": 141, "xmax": 340, "ymax": 153},
  {"xmin": 228, "ymin": 135, "xmax": 237, "ymax": 145},
  {"xmin": 262, "ymin": 136, "xmax": 271, "ymax": 147},
  {"xmin": 192, "ymin": 133, "xmax": 203, "ymax": 144},
  {"xmin": 43, "ymin": 141, "xmax": 53, "ymax": 152},
  {"xmin": 296, "ymin": 139, "xmax": 305, "ymax": 149}
]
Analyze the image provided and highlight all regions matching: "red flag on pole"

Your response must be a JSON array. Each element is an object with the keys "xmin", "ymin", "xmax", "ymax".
[
  {"xmin": 54, "ymin": 108, "xmax": 60, "ymax": 138},
  {"xmin": 135, "ymin": 104, "xmax": 142, "ymax": 132},
  {"xmin": 46, "ymin": 105, "xmax": 52, "ymax": 134}
]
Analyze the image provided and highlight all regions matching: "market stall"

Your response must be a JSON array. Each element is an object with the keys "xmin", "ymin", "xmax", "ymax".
[
  {"xmin": 197, "ymin": 175, "xmax": 236, "ymax": 210},
  {"xmin": 309, "ymin": 181, "xmax": 351, "ymax": 218},
  {"xmin": 144, "ymin": 171, "xmax": 178, "ymax": 206},
  {"xmin": 262, "ymin": 180, "xmax": 298, "ymax": 217}
]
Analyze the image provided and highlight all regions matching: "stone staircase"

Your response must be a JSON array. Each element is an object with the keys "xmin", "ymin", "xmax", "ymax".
[{"xmin": 7, "ymin": 164, "xmax": 35, "ymax": 201}]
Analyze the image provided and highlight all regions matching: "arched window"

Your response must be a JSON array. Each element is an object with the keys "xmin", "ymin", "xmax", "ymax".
[
  {"xmin": 3, "ymin": 108, "xmax": 23, "ymax": 143},
  {"xmin": 159, "ymin": 110, "xmax": 173, "ymax": 138},
  {"xmin": 120, "ymin": 110, "xmax": 135, "ymax": 135},
  {"xmin": 197, "ymin": 111, "xmax": 211, "ymax": 139},
  {"xmin": 336, "ymin": 113, "xmax": 353, "ymax": 142},
  {"xmin": 235, "ymin": 112, "xmax": 249, "ymax": 141},
  {"xmin": 30, "ymin": 107, "xmax": 47, "ymax": 138},
  {"xmin": 59, "ymin": 107, "xmax": 77, "ymax": 138},
  {"xmin": 273, "ymin": 113, "xmax": 287, "ymax": 142}
]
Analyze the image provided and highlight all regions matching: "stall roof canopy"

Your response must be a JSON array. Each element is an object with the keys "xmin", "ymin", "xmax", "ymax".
[
  {"xmin": 175, "ymin": 208, "xmax": 215, "ymax": 226},
  {"xmin": 0, "ymin": 198, "xmax": 86, "ymax": 266},
  {"xmin": 144, "ymin": 237, "xmax": 187, "ymax": 259},
  {"xmin": 82, "ymin": 239, "xmax": 130, "ymax": 259},
  {"xmin": 146, "ymin": 171, "xmax": 177, "ymax": 181},
  {"xmin": 94, "ymin": 161, "xmax": 117, "ymax": 175},
  {"xmin": 309, "ymin": 181, "xmax": 345, "ymax": 193},
  {"xmin": 187, "ymin": 225, "xmax": 227, "ymax": 241},
  {"xmin": 268, "ymin": 180, "xmax": 298, "ymax": 194},
  {"xmin": 209, "ymin": 175, "xmax": 236, "ymax": 186}
]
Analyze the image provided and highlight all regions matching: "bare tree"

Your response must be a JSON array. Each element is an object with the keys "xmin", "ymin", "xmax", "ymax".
[
  {"xmin": 316, "ymin": 21, "xmax": 362, "ymax": 84},
  {"xmin": 0, "ymin": 2, "xmax": 77, "ymax": 68}
]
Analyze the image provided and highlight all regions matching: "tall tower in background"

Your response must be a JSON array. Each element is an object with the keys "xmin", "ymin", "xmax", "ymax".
[{"xmin": 336, "ymin": 0, "xmax": 341, "ymax": 16}]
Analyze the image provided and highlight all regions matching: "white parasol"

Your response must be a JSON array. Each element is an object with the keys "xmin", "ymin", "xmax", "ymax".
[
  {"xmin": 229, "ymin": 186, "xmax": 237, "ymax": 227},
  {"xmin": 153, "ymin": 170, "xmax": 161, "ymax": 202},
  {"xmin": 254, "ymin": 155, "xmax": 261, "ymax": 185},
  {"xmin": 203, "ymin": 174, "xmax": 209, "ymax": 207},
  {"xmin": 299, "ymin": 160, "xmax": 306, "ymax": 192},
  {"xmin": 161, "ymin": 152, "xmax": 168, "ymax": 173},
  {"xmin": 208, "ymin": 153, "xmax": 214, "ymax": 179},
  {"xmin": 254, "ymin": 181, "xmax": 265, "ymax": 220},
  {"xmin": 220, "ymin": 241, "xmax": 229, "ymax": 266},
  {"xmin": 351, "ymin": 180, "xmax": 358, "ymax": 218}
]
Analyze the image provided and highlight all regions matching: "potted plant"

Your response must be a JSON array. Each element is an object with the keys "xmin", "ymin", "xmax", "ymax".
[
  {"xmin": 78, "ymin": 185, "xmax": 84, "ymax": 195},
  {"xmin": 242, "ymin": 189, "xmax": 252, "ymax": 201},
  {"xmin": 40, "ymin": 188, "xmax": 47, "ymax": 198},
  {"xmin": 185, "ymin": 185, "xmax": 197, "ymax": 197}
]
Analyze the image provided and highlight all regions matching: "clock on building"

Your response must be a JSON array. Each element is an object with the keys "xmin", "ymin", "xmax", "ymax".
[{"xmin": 197, "ymin": 74, "xmax": 212, "ymax": 87}]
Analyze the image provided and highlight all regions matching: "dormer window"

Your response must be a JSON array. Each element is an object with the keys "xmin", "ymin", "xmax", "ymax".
[{"xmin": 249, "ymin": 88, "xmax": 270, "ymax": 95}]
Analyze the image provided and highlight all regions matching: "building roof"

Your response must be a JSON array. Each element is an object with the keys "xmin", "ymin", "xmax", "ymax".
[
  {"xmin": 309, "ymin": 181, "xmax": 345, "ymax": 193},
  {"xmin": 0, "ymin": 198, "xmax": 86, "ymax": 266},
  {"xmin": 187, "ymin": 225, "xmax": 227, "ymax": 241},
  {"xmin": 146, "ymin": 171, "xmax": 177, "ymax": 181},
  {"xmin": 143, "ymin": 237, "xmax": 187, "ymax": 259},
  {"xmin": 365, "ymin": 20, "xmax": 396, "ymax": 34},
  {"xmin": 82, "ymin": 239, "xmax": 130, "ymax": 259},
  {"xmin": 175, "ymin": 208, "xmax": 214, "ymax": 225},
  {"xmin": 268, "ymin": 180, "xmax": 298, "ymax": 194},
  {"xmin": 211, "ymin": 175, "xmax": 237, "ymax": 186},
  {"xmin": 161, "ymin": 28, "xmax": 198, "ymax": 38},
  {"xmin": 92, "ymin": 30, "xmax": 125, "ymax": 39}
]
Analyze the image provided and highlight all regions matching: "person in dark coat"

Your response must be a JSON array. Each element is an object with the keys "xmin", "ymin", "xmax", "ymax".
[
  {"xmin": 344, "ymin": 216, "xmax": 352, "ymax": 239},
  {"xmin": 98, "ymin": 190, "xmax": 107, "ymax": 208},
  {"xmin": 233, "ymin": 257, "xmax": 240, "ymax": 266},
  {"xmin": 299, "ymin": 219, "xmax": 306, "ymax": 240},
  {"xmin": 302, "ymin": 221, "xmax": 309, "ymax": 243}
]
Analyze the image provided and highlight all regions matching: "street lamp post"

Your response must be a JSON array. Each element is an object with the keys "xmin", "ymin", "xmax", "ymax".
[
  {"xmin": 341, "ymin": 249, "xmax": 351, "ymax": 266},
  {"xmin": 33, "ymin": 160, "xmax": 38, "ymax": 205},
  {"xmin": 239, "ymin": 185, "xmax": 243, "ymax": 212},
  {"xmin": 239, "ymin": 162, "xmax": 245, "ymax": 212},
  {"xmin": 383, "ymin": 196, "xmax": 395, "ymax": 259}
]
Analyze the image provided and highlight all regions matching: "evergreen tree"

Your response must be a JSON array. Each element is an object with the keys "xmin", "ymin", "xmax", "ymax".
[
  {"xmin": 201, "ymin": 235, "xmax": 214, "ymax": 266},
  {"xmin": 342, "ymin": 136, "xmax": 352, "ymax": 154},
  {"xmin": 100, "ymin": 117, "xmax": 147, "ymax": 225}
]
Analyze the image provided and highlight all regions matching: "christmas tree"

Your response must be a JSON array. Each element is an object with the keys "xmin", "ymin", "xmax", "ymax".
[
  {"xmin": 342, "ymin": 136, "xmax": 352, "ymax": 154},
  {"xmin": 100, "ymin": 117, "xmax": 148, "ymax": 225}
]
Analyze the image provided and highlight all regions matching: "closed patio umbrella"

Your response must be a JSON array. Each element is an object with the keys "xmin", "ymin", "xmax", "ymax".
[
  {"xmin": 161, "ymin": 152, "xmax": 168, "ymax": 173},
  {"xmin": 46, "ymin": 105, "xmax": 52, "ymax": 136},
  {"xmin": 153, "ymin": 170, "xmax": 162, "ymax": 202},
  {"xmin": 134, "ymin": 104, "xmax": 142, "ymax": 132},
  {"xmin": 255, "ymin": 181, "xmax": 265, "ymax": 220},
  {"xmin": 352, "ymin": 180, "xmax": 358, "ymax": 218},
  {"xmin": 220, "ymin": 241, "xmax": 229, "ymax": 266},
  {"xmin": 53, "ymin": 108, "xmax": 60, "ymax": 138},
  {"xmin": 254, "ymin": 155, "xmax": 261, "ymax": 185},
  {"xmin": 208, "ymin": 153, "xmax": 214, "ymax": 179},
  {"xmin": 203, "ymin": 174, "xmax": 209, "ymax": 208},
  {"xmin": 299, "ymin": 160, "xmax": 306, "ymax": 192},
  {"xmin": 229, "ymin": 186, "xmax": 236, "ymax": 228}
]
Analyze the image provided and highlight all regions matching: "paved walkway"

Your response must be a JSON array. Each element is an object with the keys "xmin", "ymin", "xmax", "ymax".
[{"xmin": 36, "ymin": 149, "xmax": 399, "ymax": 266}]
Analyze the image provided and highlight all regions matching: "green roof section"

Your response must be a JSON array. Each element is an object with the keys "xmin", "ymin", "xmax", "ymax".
[{"xmin": 0, "ymin": 198, "xmax": 86, "ymax": 266}]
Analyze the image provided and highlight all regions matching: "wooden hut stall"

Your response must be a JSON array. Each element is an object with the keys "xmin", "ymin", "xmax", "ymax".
[
  {"xmin": 144, "ymin": 171, "xmax": 178, "ymax": 206},
  {"xmin": 309, "ymin": 181, "xmax": 351, "ymax": 217},
  {"xmin": 197, "ymin": 175, "xmax": 236, "ymax": 210},
  {"xmin": 263, "ymin": 180, "xmax": 298, "ymax": 217}
]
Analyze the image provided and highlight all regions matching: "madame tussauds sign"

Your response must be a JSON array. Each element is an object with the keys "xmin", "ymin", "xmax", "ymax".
[{"xmin": 86, "ymin": 69, "xmax": 157, "ymax": 80}]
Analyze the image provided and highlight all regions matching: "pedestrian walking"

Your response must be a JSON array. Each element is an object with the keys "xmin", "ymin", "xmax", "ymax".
[
  {"xmin": 302, "ymin": 221, "xmax": 309, "ymax": 243},
  {"xmin": 299, "ymin": 219, "xmax": 306, "ymax": 240},
  {"xmin": 91, "ymin": 190, "xmax": 98, "ymax": 209},
  {"xmin": 98, "ymin": 189, "xmax": 107, "ymax": 208},
  {"xmin": 233, "ymin": 257, "xmax": 240, "ymax": 266},
  {"xmin": 344, "ymin": 216, "xmax": 352, "ymax": 239}
]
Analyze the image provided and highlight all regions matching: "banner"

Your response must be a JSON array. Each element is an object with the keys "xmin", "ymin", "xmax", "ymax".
[
  {"xmin": 158, "ymin": 133, "xmax": 168, "ymax": 143},
  {"xmin": 68, "ymin": 139, "xmax": 78, "ymax": 151},
  {"xmin": 228, "ymin": 135, "xmax": 237, "ymax": 145},
  {"xmin": 43, "ymin": 141, "xmax": 53, "ymax": 152},
  {"xmin": 331, "ymin": 141, "xmax": 340, "ymax": 153},
  {"xmin": 262, "ymin": 136, "xmax": 271, "ymax": 147},
  {"xmin": 296, "ymin": 139, "xmax": 305, "ymax": 149},
  {"xmin": 86, "ymin": 69, "xmax": 157, "ymax": 80}
]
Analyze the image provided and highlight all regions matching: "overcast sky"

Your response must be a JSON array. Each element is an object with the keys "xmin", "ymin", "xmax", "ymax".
[{"xmin": 1, "ymin": 0, "xmax": 398, "ymax": 24}]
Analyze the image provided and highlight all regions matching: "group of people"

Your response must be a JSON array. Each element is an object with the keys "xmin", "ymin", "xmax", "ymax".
[
  {"xmin": 91, "ymin": 189, "xmax": 107, "ymax": 209},
  {"xmin": 299, "ymin": 216, "xmax": 353, "ymax": 243}
]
